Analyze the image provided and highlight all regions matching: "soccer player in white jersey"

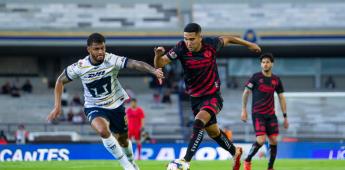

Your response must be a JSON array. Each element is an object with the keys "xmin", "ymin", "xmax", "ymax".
[{"xmin": 47, "ymin": 33, "xmax": 164, "ymax": 170}]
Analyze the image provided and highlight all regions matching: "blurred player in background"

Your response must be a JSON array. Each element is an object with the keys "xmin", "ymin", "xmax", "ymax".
[
  {"xmin": 154, "ymin": 23, "xmax": 261, "ymax": 170},
  {"xmin": 126, "ymin": 98, "xmax": 145, "ymax": 160},
  {"xmin": 47, "ymin": 33, "xmax": 164, "ymax": 170},
  {"xmin": 241, "ymin": 53, "xmax": 289, "ymax": 170}
]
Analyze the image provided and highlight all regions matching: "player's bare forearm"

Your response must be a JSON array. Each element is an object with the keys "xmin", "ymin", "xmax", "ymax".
[
  {"xmin": 127, "ymin": 59, "xmax": 156, "ymax": 75},
  {"xmin": 242, "ymin": 88, "xmax": 251, "ymax": 110},
  {"xmin": 220, "ymin": 36, "xmax": 261, "ymax": 53},
  {"xmin": 54, "ymin": 72, "xmax": 70, "ymax": 107},
  {"xmin": 278, "ymin": 93, "xmax": 287, "ymax": 114}
]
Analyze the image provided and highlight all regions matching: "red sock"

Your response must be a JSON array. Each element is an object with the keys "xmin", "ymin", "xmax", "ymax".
[{"xmin": 137, "ymin": 143, "xmax": 142, "ymax": 160}]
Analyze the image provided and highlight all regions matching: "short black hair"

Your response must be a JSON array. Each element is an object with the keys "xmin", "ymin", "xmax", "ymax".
[
  {"xmin": 130, "ymin": 98, "xmax": 137, "ymax": 102},
  {"xmin": 260, "ymin": 53, "xmax": 274, "ymax": 63},
  {"xmin": 87, "ymin": 33, "xmax": 105, "ymax": 46},
  {"xmin": 184, "ymin": 23, "xmax": 202, "ymax": 33}
]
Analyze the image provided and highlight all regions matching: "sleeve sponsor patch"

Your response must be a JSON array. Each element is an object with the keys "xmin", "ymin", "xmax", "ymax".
[{"xmin": 168, "ymin": 50, "xmax": 178, "ymax": 59}]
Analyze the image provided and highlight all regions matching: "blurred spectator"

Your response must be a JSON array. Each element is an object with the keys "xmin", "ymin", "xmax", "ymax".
[
  {"xmin": 1, "ymin": 81, "xmax": 11, "ymax": 94},
  {"xmin": 15, "ymin": 124, "xmax": 29, "ymax": 144},
  {"xmin": 227, "ymin": 76, "xmax": 239, "ymax": 89},
  {"xmin": 61, "ymin": 88, "xmax": 69, "ymax": 106},
  {"xmin": 11, "ymin": 81, "xmax": 21, "ymax": 97},
  {"xmin": 70, "ymin": 94, "xmax": 82, "ymax": 106},
  {"xmin": 161, "ymin": 89, "xmax": 172, "ymax": 104},
  {"xmin": 22, "ymin": 79, "xmax": 33, "ymax": 93},
  {"xmin": 0, "ymin": 130, "xmax": 8, "ymax": 144},
  {"xmin": 325, "ymin": 76, "xmax": 336, "ymax": 89}
]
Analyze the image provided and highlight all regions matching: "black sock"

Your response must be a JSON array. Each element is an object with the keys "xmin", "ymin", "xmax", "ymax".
[
  {"xmin": 268, "ymin": 144, "xmax": 277, "ymax": 169},
  {"xmin": 212, "ymin": 129, "xmax": 236, "ymax": 156},
  {"xmin": 245, "ymin": 142, "xmax": 263, "ymax": 162},
  {"xmin": 184, "ymin": 119, "xmax": 205, "ymax": 162}
]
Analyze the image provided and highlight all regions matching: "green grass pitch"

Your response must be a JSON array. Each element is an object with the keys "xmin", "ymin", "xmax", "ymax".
[{"xmin": 1, "ymin": 159, "xmax": 344, "ymax": 170}]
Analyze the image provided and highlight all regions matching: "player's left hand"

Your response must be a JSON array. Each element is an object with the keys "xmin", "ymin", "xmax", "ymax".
[
  {"xmin": 248, "ymin": 43, "xmax": 261, "ymax": 53},
  {"xmin": 154, "ymin": 68, "xmax": 164, "ymax": 85},
  {"xmin": 283, "ymin": 118, "xmax": 289, "ymax": 129}
]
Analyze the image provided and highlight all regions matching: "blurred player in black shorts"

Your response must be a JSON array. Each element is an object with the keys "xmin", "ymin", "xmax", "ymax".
[
  {"xmin": 154, "ymin": 23, "xmax": 261, "ymax": 170},
  {"xmin": 241, "ymin": 53, "xmax": 289, "ymax": 170}
]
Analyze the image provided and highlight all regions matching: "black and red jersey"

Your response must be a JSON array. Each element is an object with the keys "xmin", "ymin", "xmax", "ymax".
[
  {"xmin": 245, "ymin": 72, "xmax": 284, "ymax": 115},
  {"xmin": 167, "ymin": 37, "xmax": 224, "ymax": 97}
]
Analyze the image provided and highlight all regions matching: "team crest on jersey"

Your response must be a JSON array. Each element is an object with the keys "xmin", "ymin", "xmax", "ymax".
[
  {"xmin": 204, "ymin": 50, "xmax": 212, "ymax": 58},
  {"xmin": 259, "ymin": 78, "xmax": 264, "ymax": 84},
  {"xmin": 272, "ymin": 79, "xmax": 277, "ymax": 86},
  {"xmin": 78, "ymin": 61, "xmax": 83, "ymax": 67}
]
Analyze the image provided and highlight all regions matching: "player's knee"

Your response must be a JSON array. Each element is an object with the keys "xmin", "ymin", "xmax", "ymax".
[
  {"xmin": 256, "ymin": 137, "xmax": 266, "ymax": 145},
  {"xmin": 97, "ymin": 128, "xmax": 111, "ymax": 138},
  {"xmin": 206, "ymin": 128, "xmax": 220, "ymax": 138},
  {"xmin": 195, "ymin": 111, "xmax": 211, "ymax": 124}
]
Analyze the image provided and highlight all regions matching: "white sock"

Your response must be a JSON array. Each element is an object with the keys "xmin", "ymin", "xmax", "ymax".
[
  {"xmin": 102, "ymin": 135, "xmax": 133, "ymax": 169},
  {"xmin": 122, "ymin": 140, "xmax": 135, "ymax": 162}
]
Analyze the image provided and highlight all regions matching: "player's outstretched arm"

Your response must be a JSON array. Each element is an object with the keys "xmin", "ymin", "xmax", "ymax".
[
  {"xmin": 278, "ymin": 93, "xmax": 289, "ymax": 129},
  {"xmin": 220, "ymin": 36, "xmax": 261, "ymax": 53},
  {"xmin": 154, "ymin": 46, "xmax": 171, "ymax": 68},
  {"xmin": 47, "ymin": 72, "xmax": 71, "ymax": 121},
  {"xmin": 241, "ymin": 88, "xmax": 251, "ymax": 122},
  {"xmin": 126, "ymin": 59, "xmax": 164, "ymax": 83}
]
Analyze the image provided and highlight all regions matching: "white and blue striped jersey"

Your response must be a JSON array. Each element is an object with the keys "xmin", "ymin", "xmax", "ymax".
[{"xmin": 65, "ymin": 53, "xmax": 129, "ymax": 109}]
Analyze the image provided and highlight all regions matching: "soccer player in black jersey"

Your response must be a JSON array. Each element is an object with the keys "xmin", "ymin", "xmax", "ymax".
[
  {"xmin": 241, "ymin": 53, "xmax": 289, "ymax": 170},
  {"xmin": 154, "ymin": 23, "xmax": 261, "ymax": 170}
]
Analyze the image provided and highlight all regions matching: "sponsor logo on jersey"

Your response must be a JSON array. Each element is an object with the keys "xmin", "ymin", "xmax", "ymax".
[
  {"xmin": 87, "ymin": 71, "xmax": 105, "ymax": 78},
  {"xmin": 169, "ymin": 50, "xmax": 178, "ymax": 59}
]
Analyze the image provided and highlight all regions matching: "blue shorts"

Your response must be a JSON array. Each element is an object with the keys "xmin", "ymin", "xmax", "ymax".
[{"xmin": 84, "ymin": 105, "xmax": 128, "ymax": 134}]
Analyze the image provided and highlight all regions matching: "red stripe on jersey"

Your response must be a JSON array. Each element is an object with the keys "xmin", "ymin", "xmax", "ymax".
[
  {"xmin": 188, "ymin": 63, "xmax": 215, "ymax": 88},
  {"xmin": 188, "ymin": 72, "xmax": 216, "ymax": 96}
]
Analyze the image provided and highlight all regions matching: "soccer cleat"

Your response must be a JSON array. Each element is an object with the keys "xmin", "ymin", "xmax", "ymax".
[
  {"xmin": 232, "ymin": 147, "xmax": 243, "ymax": 170},
  {"xmin": 244, "ymin": 161, "xmax": 251, "ymax": 170}
]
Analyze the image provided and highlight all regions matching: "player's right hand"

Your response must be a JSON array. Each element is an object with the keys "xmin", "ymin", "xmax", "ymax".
[
  {"xmin": 154, "ymin": 68, "xmax": 164, "ymax": 85},
  {"xmin": 248, "ymin": 43, "xmax": 261, "ymax": 53},
  {"xmin": 241, "ymin": 110, "xmax": 248, "ymax": 122},
  {"xmin": 47, "ymin": 107, "xmax": 61, "ymax": 121},
  {"xmin": 154, "ymin": 46, "xmax": 165, "ymax": 57}
]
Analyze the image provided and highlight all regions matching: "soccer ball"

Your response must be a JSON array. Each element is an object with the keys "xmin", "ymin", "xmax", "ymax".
[{"xmin": 166, "ymin": 159, "xmax": 190, "ymax": 170}]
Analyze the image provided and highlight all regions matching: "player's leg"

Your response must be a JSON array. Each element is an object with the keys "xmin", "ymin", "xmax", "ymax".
[
  {"xmin": 244, "ymin": 114, "xmax": 266, "ymax": 170},
  {"xmin": 135, "ymin": 130, "xmax": 142, "ymax": 160},
  {"xmin": 183, "ymin": 110, "xmax": 209, "ymax": 162},
  {"xmin": 266, "ymin": 115, "xmax": 279, "ymax": 170},
  {"xmin": 205, "ymin": 123, "xmax": 242, "ymax": 170},
  {"xmin": 90, "ymin": 117, "xmax": 134, "ymax": 170},
  {"xmin": 110, "ymin": 105, "xmax": 139, "ymax": 170}
]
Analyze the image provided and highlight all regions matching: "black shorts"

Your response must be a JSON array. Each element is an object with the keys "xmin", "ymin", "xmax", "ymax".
[
  {"xmin": 191, "ymin": 92, "xmax": 223, "ymax": 127},
  {"xmin": 252, "ymin": 113, "xmax": 279, "ymax": 136},
  {"xmin": 84, "ymin": 105, "xmax": 128, "ymax": 134}
]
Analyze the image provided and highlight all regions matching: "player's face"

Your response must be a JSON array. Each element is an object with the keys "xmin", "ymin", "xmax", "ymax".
[
  {"xmin": 261, "ymin": 58, "xmax": 273, "ymax": 72},
  {"xmin": 87, "ymin": 42, "xmax": 106, "ymax": 63},
  {"xmin": 184, "ymin": 32, "xmax": 202, "ymax": 52},
  {"xmin": 130, "ymin": 101, "xmax": 137, "ymax": 108}
]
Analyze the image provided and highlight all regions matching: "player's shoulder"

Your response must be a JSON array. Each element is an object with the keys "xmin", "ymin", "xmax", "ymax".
[
  {"xmin": 271, "ymin": 73, "xmax": 281, "ymax": 80},
  {"xmin": 174, "ymin": 40, "xmax": 185, "ymax": 49},
  {"xmin": 251, "ymin": 72, "xmax": 262, "ymax": 78},
  {"xmin": 202, "ymin": 37, "xmax": 220, "ymax": 44},
  {"xmin": 71, "ymin": 56, "xmax": 92, "ymax": 69}
]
